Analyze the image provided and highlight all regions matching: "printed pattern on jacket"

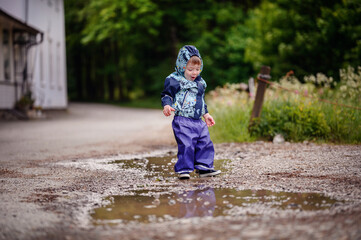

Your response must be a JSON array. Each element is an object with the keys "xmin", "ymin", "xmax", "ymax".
[{"xmin": 161, "ymin": 45, "xmax": 208, "ymax": 119}]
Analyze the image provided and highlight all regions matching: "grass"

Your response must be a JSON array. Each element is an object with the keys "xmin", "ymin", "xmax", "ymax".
[
  {"xmin": 206, "ymin": 73, "xmax": 361, "ymax": 144},
  {"xmin": 321, "ymin": 103, "xmax": 361, "ymax": 144},
  {"xmin": 208, "ymin": 101, "xmax": 256, "ymax": 143}
]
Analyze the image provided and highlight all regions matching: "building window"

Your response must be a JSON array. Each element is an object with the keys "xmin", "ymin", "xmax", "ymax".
[
  {"xmin": 3, "ymin": 29, "xmax": 10, "ymax": 81},
  {"xmin": 13, "ymin": 32, "xmax": 27, "ymax": 83}
]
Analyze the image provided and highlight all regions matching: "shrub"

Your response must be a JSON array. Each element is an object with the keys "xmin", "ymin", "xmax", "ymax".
[
  {"xmin": 207, "ymin": 84, "xmax": 255, "ymax": 143},
  {"xmin": 249, "ymin": 98, "xmax": 331, "ymax": 142},
  {"xmin": 207, "ymin": 66, "xmax": 361, "ymax": 144},
  {"xmin": 322, "ymin": 104, "xmax": 361, "ymax": 143}
]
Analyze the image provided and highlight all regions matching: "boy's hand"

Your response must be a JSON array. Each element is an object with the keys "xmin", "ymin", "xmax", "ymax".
[
  {"xmin": 203, "ymin": 113, "xmax": 215, "ymax": 127},
  {"xmin": 163, "ymin": 105, "xmax": 175, "ymax": 117}
]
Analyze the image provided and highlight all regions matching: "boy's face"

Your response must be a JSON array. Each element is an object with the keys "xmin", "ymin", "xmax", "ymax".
[{"xmin": 184, "ymin": 62, "xmax": 201, "ymax": 81}]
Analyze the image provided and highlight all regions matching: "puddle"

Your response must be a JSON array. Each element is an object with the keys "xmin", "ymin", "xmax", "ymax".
[
  {"xmin": 109, "ymin": 156, "xmax": 230, "ymax": 179},
  {"xmin": 90, "ymin": 187, "xmax": 342, "ymax": 225},
  {"xmin": 93, "ymin": 155, "xmax": 343, "ymax": 225}
]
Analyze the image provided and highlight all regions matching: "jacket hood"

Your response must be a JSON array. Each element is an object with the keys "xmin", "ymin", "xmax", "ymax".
[{"xmin": 175, "ymin": 45, "xmax": 203, "ymax": 77}]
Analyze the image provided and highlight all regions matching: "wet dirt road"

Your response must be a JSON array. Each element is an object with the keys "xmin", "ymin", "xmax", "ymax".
[
  {"xmin": 0, "ymin": 103, "xmax": 360, "ymax": 240},
  {"xmin": 0, "ymin": 103, "xmax": 174, "ymax": 163}
]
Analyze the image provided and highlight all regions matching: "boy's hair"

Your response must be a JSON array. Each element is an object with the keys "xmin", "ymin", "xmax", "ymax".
[{"xmin": 188, "ymin": 56, "xmax": 202, "ymax": 66}]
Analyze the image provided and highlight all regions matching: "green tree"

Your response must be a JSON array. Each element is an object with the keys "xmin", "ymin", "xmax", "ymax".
[
  {"xmin": 189, "ymin": 1, "xmax": 253, "ymax": 88},
  {"xmin": 65, "ymin": 0, "xmax": 260, "ymax": 101},
  {"xmin": 245, "ymin": 0, "xmax": 361, "ymax": 79},
  {"xmin": 67, "ymin": 0, "xmax": 162, "ymax": 101},
  {"xmin": 154, "ymin": 0, "xmax": 255, "ymax": 89},
  {"xmin": 65, "ymin": 0, "xmax": 88, "ymax": 100}
]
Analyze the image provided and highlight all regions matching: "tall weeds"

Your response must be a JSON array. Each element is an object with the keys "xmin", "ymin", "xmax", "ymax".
[{"xmin": 207, "ymin": 66, "xmax": 361, "ymax": 144}]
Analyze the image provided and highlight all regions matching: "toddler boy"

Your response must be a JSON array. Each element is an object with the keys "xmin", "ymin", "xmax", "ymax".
[{"xmin": 161, "ymin": 45, "xmax": 221, "ymax": 180}]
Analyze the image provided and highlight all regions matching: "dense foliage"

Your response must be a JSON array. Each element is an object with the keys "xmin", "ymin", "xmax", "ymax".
[
  {"xmin": 208, "ymin": 66, "xmax": 361, "ymax": 143},
  {"xmin": 245, "ymin": 0, "xmax": 361, "ymax": 78},
  {"xmin": 65, "ymin": 0, "xmax": 361, "ymax": 102}
]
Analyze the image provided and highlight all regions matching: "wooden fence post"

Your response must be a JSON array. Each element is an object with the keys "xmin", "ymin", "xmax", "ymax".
[{"xmin": 250, "ymin": 66, "xmax": 271, "ymax": 123}]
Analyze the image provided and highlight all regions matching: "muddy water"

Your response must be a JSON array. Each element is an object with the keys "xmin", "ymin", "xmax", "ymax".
[
  {"xmin": 109, "ymin": 155, "xmax": 230, "ymax": 179},
  {"xmin": 91, "ymin": 188, "xmax": 341, "ymax": 224},
  {"xmin": 90, "ymin": 156, "xmax": 343, "ymax": 225}
]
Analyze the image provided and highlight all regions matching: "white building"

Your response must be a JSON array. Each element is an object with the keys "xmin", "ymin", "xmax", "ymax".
[{"xmin": 0, "ymin": 0, "xmax": 67, "ymax": 110}]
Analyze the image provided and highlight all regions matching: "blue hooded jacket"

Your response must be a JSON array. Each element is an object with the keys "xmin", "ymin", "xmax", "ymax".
[{"xmin": 161, "ymin": 45, "xmax": 208, "ymax": 119}]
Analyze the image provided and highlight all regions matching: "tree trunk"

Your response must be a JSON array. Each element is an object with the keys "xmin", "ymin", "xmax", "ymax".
[{"xmin": 75, "ymin": 46, "xmax": 83, "ymax": 100}]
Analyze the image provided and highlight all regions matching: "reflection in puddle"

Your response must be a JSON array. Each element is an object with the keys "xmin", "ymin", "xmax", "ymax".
[
  {"xmin": 90, "ymin": 187, "xmax": 342, "ymax": 225},
  {"xmin": 97, "ymin": 155, "xmax": 343, "ymax": 225}
]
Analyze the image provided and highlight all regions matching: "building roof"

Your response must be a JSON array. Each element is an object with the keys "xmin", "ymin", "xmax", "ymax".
[{"xmin": 0, "ymin": 8, "xmax": 43, "ymax": 35}]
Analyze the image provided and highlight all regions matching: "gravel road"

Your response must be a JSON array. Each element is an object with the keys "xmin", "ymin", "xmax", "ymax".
[
  {"xmin": 0, "ymin": 103, "xmax": 360, "ymax": 240},
  {"xmin": 0, "ymin": 103, "xmax": 174, "ymax": 163}
]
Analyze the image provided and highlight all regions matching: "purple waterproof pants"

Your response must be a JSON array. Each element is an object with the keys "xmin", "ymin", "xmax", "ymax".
[{"xmin": 172, "ymin": 116, "xmax": 215, "ymax": 174}]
